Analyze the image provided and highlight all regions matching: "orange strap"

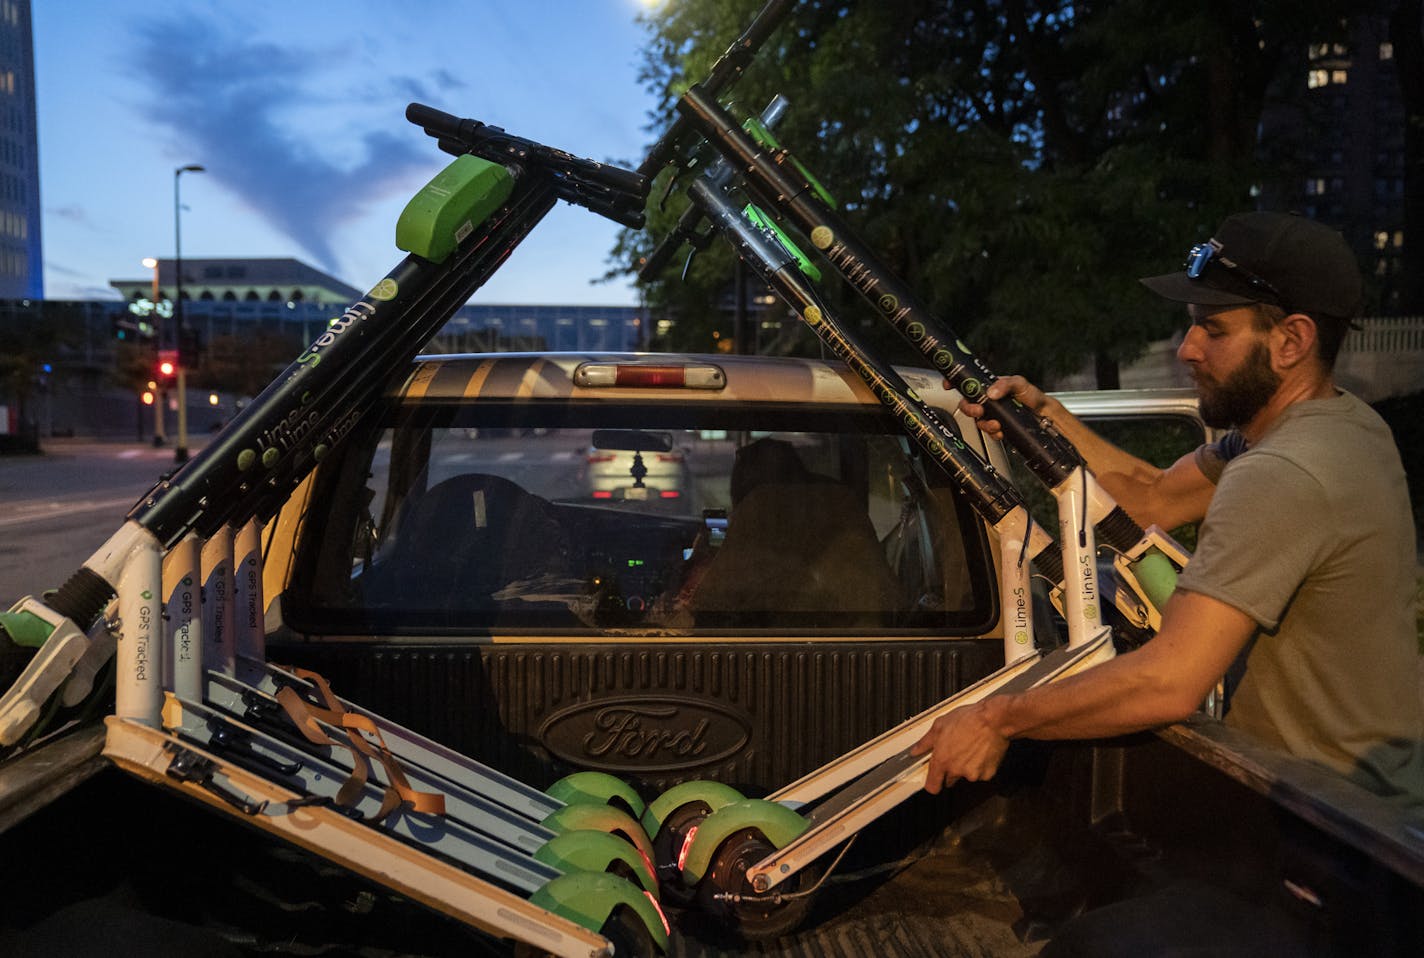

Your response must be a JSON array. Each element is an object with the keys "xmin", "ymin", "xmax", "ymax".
[{"xmin": 273, "ymin": 666, "xmax": 446, "ymax": 820}]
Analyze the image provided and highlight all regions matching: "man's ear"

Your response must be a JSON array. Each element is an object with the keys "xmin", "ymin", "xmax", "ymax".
[{"xmin": 1271, "ymin": 312, "xmax": 1320, "ymax": 369}]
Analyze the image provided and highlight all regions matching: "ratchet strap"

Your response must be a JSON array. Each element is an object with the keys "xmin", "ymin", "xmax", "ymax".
[{"xmin": 274, "ymin": 666, "xmax": 446, "ymax": 821}]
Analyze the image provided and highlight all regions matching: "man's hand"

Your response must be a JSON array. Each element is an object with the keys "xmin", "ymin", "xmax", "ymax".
[
  {"xmin": 909, "ymin": 701, "xmax": 1010, "ymax": 795},
  {"xmin": 955, "ymin": 375, "xmax": 1049, "ymax": 443}
]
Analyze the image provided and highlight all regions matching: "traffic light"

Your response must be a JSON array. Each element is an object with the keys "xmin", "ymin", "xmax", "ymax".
[
  {"xmin": 112, "ymin": 315, "xmax": 156, "ymax": 342},
  {"xmin": 157, "ymin": 349, "xmax": 178, "ymax": 386},
  {"xmin": 113, "ymin": 304, "xmax": 158, "ymax": 341}
]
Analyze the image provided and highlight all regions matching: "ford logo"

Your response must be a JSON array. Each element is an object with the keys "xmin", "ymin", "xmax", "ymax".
[{"xmin": 538, "ymin": 696, "xmax": 752, "ymax": 773}]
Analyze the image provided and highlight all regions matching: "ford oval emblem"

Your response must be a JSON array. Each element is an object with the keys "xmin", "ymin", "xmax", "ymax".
[{"xmin": 538, "ymin": 696, "xmax": 752, "ymax": 773}]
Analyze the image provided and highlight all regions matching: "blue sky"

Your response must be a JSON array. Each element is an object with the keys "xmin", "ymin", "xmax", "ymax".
[{"xmin": 34, "ymin": 0, "xmax": 661, "ymax": 305}]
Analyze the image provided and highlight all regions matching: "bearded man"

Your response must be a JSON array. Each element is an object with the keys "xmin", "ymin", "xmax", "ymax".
[{"xmin": 913, "ymin": 211, "xmax": 1423, "ymax": 808}]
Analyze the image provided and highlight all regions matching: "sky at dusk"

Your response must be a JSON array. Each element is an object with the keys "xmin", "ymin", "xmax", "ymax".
[{"xmin": 33, "ymin": 0, "xmax": 662, "ymax": 305}]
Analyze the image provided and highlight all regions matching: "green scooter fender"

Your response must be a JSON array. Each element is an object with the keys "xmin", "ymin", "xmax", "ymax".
[
  {"xmin": 528, "ymin": 871, "xmax": 669, "ymax": 953},
  {"xmin": 1129, "ymin": 547, "xmax": 1179, "ymax": 612},
  {"xmin": 542, "ymin": 803, "xmax": 656, "ymax": 869},
  {"xmin": 395, "ymin": 155, "xmax": 515, "ymax": 265},
  {"xmin": 546, "ymin": 770, "xmax": 647, "ymax": 819},
  {"xmin": 535, "ymin": 829, "xmax": 659, "ymax": 897},
  {"xmin": 640, "ymin": 779, "xmax": 745, "ymax": 840},
  {"xmin": 678, "ymin": 798, "xmax": 809, "ymax": 885}
]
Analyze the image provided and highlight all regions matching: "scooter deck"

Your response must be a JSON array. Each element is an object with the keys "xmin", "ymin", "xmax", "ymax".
[
  {"xmin": 102, "ymin": 716, "xmax": 613, "ymax": 958},
  {"xmin": 245, "ymin": 659, "xmax": 564, "ymax": 822},
  {"xmin": 769, "ymin": 647, "xmax": 1047, "ymax": 809},
  {"xmin": 203, "ymin": 670, "xmax": 560, "ymax": 852},
  {"xmin": 748, "ymin": 631, "xmax": 1115, "ymax": 892},
  {"xmin": 164, "ymin": 693, "xmax": 563, "ymax": 886}
]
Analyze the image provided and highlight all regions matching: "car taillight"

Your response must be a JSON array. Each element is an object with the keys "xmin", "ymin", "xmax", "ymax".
[
  {"xmin": 659, "ymin": 490, "xmax": 680, "ymax": 498},
  {"xmin": 573, "ymin": 362, "xmax": 726, "ymax": 389},
  {"xmin": 586, "ymin": 453, "xmax": 617, "ymax": 463},
  {"xmin": 592, "ymin": 490, "xmax": 613, "ymax": 499}
]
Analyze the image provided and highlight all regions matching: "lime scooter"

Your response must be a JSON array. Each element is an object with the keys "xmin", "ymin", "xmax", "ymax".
[{"xmin": 0, "ymin": 110, "xmax": 674, "ymax": 956}]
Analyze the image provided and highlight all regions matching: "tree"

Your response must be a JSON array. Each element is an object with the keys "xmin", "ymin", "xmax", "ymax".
[{"xmin": 623, "ymin": 0, "xmax": 1365, "ymax": 385}]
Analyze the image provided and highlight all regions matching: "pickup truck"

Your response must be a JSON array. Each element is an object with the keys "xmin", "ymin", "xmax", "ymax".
[{"xmin": 1, "ymin": 352, "xmax": 1421, "ymax": 956}]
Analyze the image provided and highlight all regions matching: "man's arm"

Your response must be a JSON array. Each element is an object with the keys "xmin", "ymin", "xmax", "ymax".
[
  {"xmin": 910, "ymin": 589, "xmax": 1257, "ymax": 792},
  {"xmin": 958, "ymin": 376, "xmax": 1215, "ymax": 530}
]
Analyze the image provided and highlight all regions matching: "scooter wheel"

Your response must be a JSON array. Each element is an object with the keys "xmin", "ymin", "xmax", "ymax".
[
  {"xmin": 651, "ymin": 800, "xmax": 713, "ymax": 908},
  {"xmin": 696, "ymin": 828, "xmax": 817, "ymax": 941},
  {"xmin": 598, "ymin": 904, "xmax": 662, "ymax": 958}
]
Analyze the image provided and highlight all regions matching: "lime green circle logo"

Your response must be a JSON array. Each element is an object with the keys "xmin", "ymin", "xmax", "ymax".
[
  {"xmin": 960, "ymin": 378, "xmax": 984, "ymax": 398},
  {"xmin": 931, "ymin": 349, "xmax": 953, "ymax": 370},
  {"xmin": 237, "ymin": 448, "xmax": 257, "ymax": 471},
  {"xmin": 1084, "ymin": 605, "xmax": 1099, "ymax": 620},
  {"xmin": 262, "ymin": 447, "xmax": 280, "ymax": 469},
  {"xmin": 906, "ymin": 321, "xmax": 925, "ymax": 341},
  {"xmin": 804, "ymin": 306, "xmax": 822, "ymax": 326},
  {"xmin": 1014, "ymin": 630, "xmax": 1030, "ymax": 645},
  {"xmin": 810, "ymin": 225, "xmax": 833, "ymax": 249},
  {"xmin": 877, "ymin": 294, "xmax": 898, "ymax": 314},
  {"xmin": 369, "ymin": 278, "xmax": 399, "ymax": 301}
]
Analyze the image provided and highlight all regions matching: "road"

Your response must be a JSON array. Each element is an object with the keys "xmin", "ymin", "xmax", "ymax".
[{"xmin": 0, "ymin": 439, "xmax": 202, "ymax": 607}]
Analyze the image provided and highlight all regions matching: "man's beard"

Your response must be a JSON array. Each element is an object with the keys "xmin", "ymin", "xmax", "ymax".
[{"xmin": 1196, "ymin": 340, "xmax": 1281, "ymax": 429}]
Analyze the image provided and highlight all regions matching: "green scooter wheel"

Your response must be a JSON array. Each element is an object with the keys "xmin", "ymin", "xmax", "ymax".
[{"xmin": 697, "ymin": 827, "xmax": 819, "ymax": 942}]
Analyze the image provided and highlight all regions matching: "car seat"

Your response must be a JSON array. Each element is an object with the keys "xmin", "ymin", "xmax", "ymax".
[
  {"xmin": 377, "ymin": 473, "xmax": 571, "ymax": 611},
  {"xmin": 689, "ymin": 438, "xmax": 902, "ymax": 627}
]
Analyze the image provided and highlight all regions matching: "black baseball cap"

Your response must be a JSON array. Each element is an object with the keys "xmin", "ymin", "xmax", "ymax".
[{"xmin": 1140, "ymin": 211, "xmax": 1363, "ymax": 321}]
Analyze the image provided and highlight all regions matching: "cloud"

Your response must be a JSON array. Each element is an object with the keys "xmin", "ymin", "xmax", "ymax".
[
  {"xmin": 126, "ymin": 15, "xmax": 433, "ymax": 275},
  {"xmin": 48, "ymin": 204, "xmax": 99, "ymax": 228}
]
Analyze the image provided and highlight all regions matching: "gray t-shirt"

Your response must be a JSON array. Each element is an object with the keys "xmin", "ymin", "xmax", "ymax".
[{"xmin": 1177, "ymin": 392, "xmax": 1424, "ymax": 802}]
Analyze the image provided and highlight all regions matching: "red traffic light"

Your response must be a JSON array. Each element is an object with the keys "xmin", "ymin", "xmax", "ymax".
[{"xmin": 157, "ymin": 348, "xmax": 179, "ymax": 381}]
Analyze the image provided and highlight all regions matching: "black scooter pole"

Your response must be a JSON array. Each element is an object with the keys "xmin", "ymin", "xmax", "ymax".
[
  {"xmin": 686, "ymin": 177, "xmax": 1064, "ymax": 587},
  {"xmin": 675, "ymin": 87, "xmax": 1148, "ymax": 555},
  {"xmin": 638, "ymin": 0, "xmax": 798, "ymax": 179}
]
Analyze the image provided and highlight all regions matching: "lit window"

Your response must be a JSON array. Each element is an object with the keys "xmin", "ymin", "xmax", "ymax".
[
  {"xmin": 1375, "ymin": 230, "xmax": 1389, "ymax": 250},
  {"xmin": 1394, "ymin": 230, "xmax": 1405, "ymax": 248},
  {"xmin": 1308, "ymin": 69, "xmax": 1329, "ymax": 89},
  {"xmin": 1332, "ymin": 69, "xmax": 1348, "ymax": 85},
  {"xmin": 1381, "ymin": 41, "xmax": 1394, "ymax": 60}
]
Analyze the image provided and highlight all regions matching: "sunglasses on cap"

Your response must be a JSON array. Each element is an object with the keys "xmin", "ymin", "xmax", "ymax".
[{"xmin": 1185, "ymin": 240, "xmax": 1284, "ymax": 306}]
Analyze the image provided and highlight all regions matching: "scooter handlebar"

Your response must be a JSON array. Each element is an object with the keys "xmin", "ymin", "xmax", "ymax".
[{"xmin": 406, "ymin": 103, "xmax": 647, "ymax": 199}]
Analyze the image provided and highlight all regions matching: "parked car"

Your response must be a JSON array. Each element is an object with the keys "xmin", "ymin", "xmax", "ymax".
[{"xmin": 580, "ymin": 429, "xmax": 693, "ymax": 512}]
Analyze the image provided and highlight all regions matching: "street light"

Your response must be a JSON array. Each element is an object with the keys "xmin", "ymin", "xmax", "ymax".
[
  {"xmin": 174, "ymin": 163, "xmax": 205, "ymax": 463},
  {"xmin": 142, "ymin": 257, "xmax": 165, "ymax": 446}
]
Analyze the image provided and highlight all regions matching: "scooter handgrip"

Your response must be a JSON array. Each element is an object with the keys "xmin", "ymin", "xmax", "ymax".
[{"xmin": 406, "ymin": 102, "xmax": 468, "ymax": 140}]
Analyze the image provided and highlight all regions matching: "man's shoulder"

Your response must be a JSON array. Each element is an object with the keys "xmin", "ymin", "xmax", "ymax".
[{"xmin": 1252, "ymin": 391, "xmax": 1394, "ymax": 463}]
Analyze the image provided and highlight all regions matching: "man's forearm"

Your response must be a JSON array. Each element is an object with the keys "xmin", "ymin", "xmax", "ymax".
[
  {"xmin": 982, "ymin": 650, "xmax": 1195, "ymax": 742},
  {"xmin": 1037, "ymin": 396, "xmax": 1210, "ymax": 530}
]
